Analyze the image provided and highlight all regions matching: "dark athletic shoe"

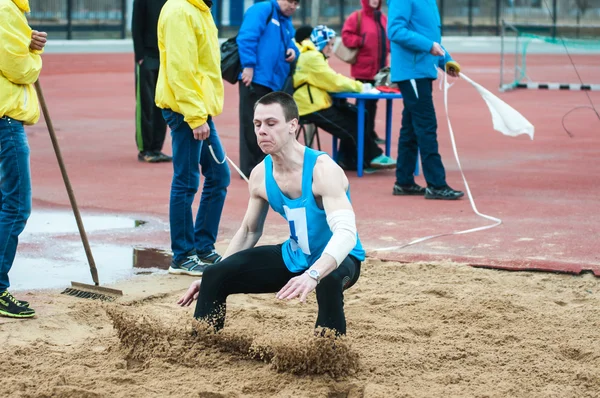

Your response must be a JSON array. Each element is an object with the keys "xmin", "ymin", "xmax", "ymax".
[
  {"xmin": 2, "ymin": 290, "xmax": 29, "ymax": 307},
  {"xmin": 169, "ymin": 253, "xmax": 207, "ymax": 276},
  {"xmin": 0, "ymin": 290, "xmax": 35, "ymax": 318},
  {"xmin": 11, "ymin": 293, "xmax": 29, "ymax": 307},
  {"xmin": 197, "ymin": 250, "xmax": 222, "ymax": 265},
  {"xmin": 138, "ymin": 151, "xmax": 161, "ymax": 163},
  {"xmin": 393, "ymin": 183, "xmax": 426, "ymax": 196},
  {"xmin": 152, "ymin": 152, "xmax": 172, "ymax": 162},
  {"xmin": 425, "ymin": 186, "xmax": 465, "ymax": 200}
]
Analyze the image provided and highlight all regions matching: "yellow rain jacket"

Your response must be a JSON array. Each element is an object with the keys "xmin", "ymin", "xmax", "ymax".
[
  {"xmin": 0, "ymin": 0, "xmax": 43, "ymax": 125},
  {"xmin": 293, "ymin": 40, "xmax": 363, "ymax": 116},
  {"xmin": 155, "ymin": 0, "xmax": 223, "ymax": 129}
]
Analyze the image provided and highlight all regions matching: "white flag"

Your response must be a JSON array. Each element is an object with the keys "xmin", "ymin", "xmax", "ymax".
[{"xmin": 460, "ymin": 73, "xmax": 534, "ymax": 140}]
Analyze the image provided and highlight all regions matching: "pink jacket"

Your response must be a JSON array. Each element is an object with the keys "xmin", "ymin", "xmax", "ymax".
[{"xmin": 341, "ymin": 0, "xmax": 390, "ymax": 81}]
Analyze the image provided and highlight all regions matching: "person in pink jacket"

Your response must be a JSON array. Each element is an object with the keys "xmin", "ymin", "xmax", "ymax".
[{"xmin": 341, "ymin": 0, "xmax": 390, "ymax": 144}]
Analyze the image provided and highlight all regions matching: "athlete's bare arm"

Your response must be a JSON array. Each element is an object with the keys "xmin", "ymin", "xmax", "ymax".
[{"xmin": 223, "ymin": 162, "xmax": 270, "ymax": 259}]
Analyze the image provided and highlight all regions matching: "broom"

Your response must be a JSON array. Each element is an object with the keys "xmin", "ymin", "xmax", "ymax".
[{"xmin": 34, "ymin": 80, "xmax": 123, "ymax": 301}]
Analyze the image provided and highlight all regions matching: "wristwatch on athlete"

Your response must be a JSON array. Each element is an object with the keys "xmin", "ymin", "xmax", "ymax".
[{"xmin": 306, "ymin": 269, "xmax": 320, "ymax": 284}]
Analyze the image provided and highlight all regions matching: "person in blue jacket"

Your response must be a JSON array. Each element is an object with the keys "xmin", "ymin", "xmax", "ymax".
[
  {"xmin": 387, "ymin": 0, "xmax": 464, "ymax": 200},
  {"xmin": 236, "ymin": 0, "xmax": 300, "ymax": 178}
]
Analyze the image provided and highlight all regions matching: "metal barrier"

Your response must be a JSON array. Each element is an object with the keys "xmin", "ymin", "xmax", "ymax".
[
  {"xmin": 27, "ymin": 0, "xmax": 127, "ymax": 39},
  {"xmin": 23, "ymin": 0, "xmax": 600, "ymax": 39},
  {"xmin": 499, "ymin": 20, "xmax": 600, "ymax": 91}
]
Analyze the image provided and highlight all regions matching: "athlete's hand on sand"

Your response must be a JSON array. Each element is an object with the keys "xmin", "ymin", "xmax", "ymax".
[
  {"xmin": 276, "ymin": 273, "xmax": 318, "ymax": 302},
  {"xmin": 177, "ymin": 280, "xmax": 201, "ymax": 306}
]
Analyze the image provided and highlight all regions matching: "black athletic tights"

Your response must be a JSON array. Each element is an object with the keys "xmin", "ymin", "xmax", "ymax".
[{"xmin": 194, "ymin": 244, "xmax": 361, "ymax": 335}]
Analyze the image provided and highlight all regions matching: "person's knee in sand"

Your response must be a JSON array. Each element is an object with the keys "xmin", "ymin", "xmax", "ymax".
[{"xmin": 177, "ymin": 92, "xmax": 365, "ymax": 336}]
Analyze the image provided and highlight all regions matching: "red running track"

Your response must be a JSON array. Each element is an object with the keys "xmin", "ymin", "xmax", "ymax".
[{"xmin": 23, "ymin": 52, "xmax": 600, "ymax": 277}]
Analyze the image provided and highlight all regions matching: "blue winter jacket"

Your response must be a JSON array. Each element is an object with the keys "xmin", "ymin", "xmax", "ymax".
[
  {"xmin": 387, "ymin": 0, "xmax": 453, "ymax": 82},
  {"xmin": 236, "ymin": 0, "xmax": 298, "ymax": 91}
]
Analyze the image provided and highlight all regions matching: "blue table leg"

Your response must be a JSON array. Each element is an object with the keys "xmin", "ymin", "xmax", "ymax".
[
  {"xmin": 385, "ymin": 99, "xmax": 392, "ymax": 157},
  {"xmin": 357, "ymin": 99, "xmax": 365, "ymax": 177}
]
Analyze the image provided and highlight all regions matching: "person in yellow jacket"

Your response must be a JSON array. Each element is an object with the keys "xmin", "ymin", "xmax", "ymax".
[
  {"xmin": 0, "ymin": 0, "xmax": 46, "ymax": 319},
  {"xmin": 293, "ymin": 25, "xmax": 395, "ymax": 172},
  {"xmin": 155, "ymin": 0, "xmax": 230, "ymax": 275}
]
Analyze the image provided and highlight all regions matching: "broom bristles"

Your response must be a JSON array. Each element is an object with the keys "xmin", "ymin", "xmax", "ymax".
[
  {"xmin": 61, "ymin": 287, "xmax": 117, "ymax": 301},
  {"xmin": 60, "ymin": 281, "xmax": 123, "ymax": 302}
]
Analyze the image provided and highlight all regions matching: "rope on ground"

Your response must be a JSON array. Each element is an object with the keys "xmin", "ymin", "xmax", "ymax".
[
  {"xmin": 207, "ymin": 136, "xmax": 249, "ymax": 183},
  {"xmin": 210, "ymin": 83, "xmax": 505, "ymax": 254},
  {"xmin": 374, "ymin": 72, "xmax": 503, "ymax": 252}
]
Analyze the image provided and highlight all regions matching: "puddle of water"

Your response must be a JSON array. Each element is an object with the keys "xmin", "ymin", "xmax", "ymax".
[
  {"xmin": 10, "ymin": 246, "xmax": 173, "ymax": 292},
  {"xmin": 7, "ymin": 209, "xmax": 174, "ymax": 291},
  {"xmin": 21, "ymin": 209, "xmax": 142, "ymax": 237}
]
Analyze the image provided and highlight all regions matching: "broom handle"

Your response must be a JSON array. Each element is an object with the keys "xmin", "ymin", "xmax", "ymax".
[{"xmin": 34, "ymin": 80, "xmax": 100, "ymax": 286}]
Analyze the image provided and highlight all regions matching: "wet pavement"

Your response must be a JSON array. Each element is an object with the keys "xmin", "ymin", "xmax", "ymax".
[
  {"xmin": 10, "ymin": 210, "xmax": 173, "ymax": 291},
  {"xmin": 20, "ymin": 210, "xmax": 138, "ymax": 236}
]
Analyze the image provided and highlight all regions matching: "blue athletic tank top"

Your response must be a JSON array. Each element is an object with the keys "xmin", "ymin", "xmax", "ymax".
[{"xmin": 264, "ymin": 148, "xmax": 366, "ymax": 273}]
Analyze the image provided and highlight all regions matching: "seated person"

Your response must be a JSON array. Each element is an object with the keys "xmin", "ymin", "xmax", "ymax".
[
  {"xmin": 292, "ymin": 25, "xmax": 395, "ymax": 171},
  {"xmin": 177, "ymin": 92, "xmax": 363, "ymax": 336}
]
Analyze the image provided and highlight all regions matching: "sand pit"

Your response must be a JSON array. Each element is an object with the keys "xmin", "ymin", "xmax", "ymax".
[{"xmin": 1, "ymin": 258, "xmax": 599, "ymax": 397}]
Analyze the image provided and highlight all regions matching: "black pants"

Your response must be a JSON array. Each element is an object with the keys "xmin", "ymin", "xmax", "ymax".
[
  {"xmin": 302, "ymin": 103, "xmax": 383, "ymax": 170},
  {"xmin": 194, "ymin": 244, "xmax": 361, "ymax": 335},
  {"xmin": 356, "ymin": 78, "xmax": 379, "ymax": 141},
  {"xmin": 238, "ymin": 82, "xmax": 272, "ymax": 177},
  {"xmin": 135, "ymin": 56, "xmax": 167, "ymax": 153}
]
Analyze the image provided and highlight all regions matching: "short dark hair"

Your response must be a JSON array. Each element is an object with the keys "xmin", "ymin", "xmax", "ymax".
[
  {"xmin": 295, "ymin": 25, "xmax": 313, "ymax": 43},
  {"xmin": 254, "ymin": 91, "xmax": 299, "ymax": 122}
]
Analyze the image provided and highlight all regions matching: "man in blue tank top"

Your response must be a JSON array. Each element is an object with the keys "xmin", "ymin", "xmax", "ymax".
[{"xmin": 177, "ymin": 92, "xmax": 365, "ymax": 335}]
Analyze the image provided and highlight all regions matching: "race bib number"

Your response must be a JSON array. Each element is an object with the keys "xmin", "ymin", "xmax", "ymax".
[{"xmin": 283, "ymin": 205, "xmax": 310, "ymax": 255}]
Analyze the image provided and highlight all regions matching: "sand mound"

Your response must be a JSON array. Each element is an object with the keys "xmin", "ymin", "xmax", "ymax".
[
  {"xmin": 106, "ymin": 305, "xmax": 360, "ymax": 377},
  {"xmin": 31, "ymin": 386, "xmax": 104, "ymax": 398},
  {"xmin": 3, "ymin": 258, "xmax": 600, "ymax": 397}
]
